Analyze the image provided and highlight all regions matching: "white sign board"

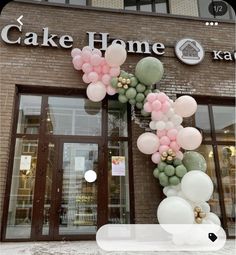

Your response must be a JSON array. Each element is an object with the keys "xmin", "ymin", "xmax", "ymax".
[
  {"xmin": 20, "ymin": 155, "xmax": 32, "ymax": 170},
  {"xmin": 112, "ymin": 156, "xmax": 126, "ymax": 176}
]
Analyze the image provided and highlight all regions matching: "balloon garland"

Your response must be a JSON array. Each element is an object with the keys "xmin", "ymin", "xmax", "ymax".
[{"xmin": 71, "ymin": 44, "xmax": 221, "ymax": 235}]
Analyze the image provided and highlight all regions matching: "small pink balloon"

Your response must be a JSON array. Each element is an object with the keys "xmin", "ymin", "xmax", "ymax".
[
  {"xmin": 82, "ymin": 73, "xmax": 90, "ymax": 83},
  {"xmin": 144, "ymin": 102, "xmax": 152, "ymax": 113},
  {"xmin": 71, "ymin": 48, "xmax": 82, "ymax": 58},
  {"xmin": 82, "ymin": 46, "xmax": 93, "ymax": 52},
  {"xmin": 156, "ymin": 130, "xmax": 166, "ymax": 138},
  {"xmin": 88, "ymin": 72, "xmax": 99, "ymax": 83},
  {"xmin": 81, "ymin": 50, "xmax": 92, "ymax": 62},
  {"xmin": 157, "ymin": 92, "xmax": 168, "ymax": 103},
  {"xmin": 151, "ymin": 111, "xmax": 164, "ymax": 121},
  {"xmin": 152, "ymin": 100, "xmax": 162, "ymax": 111},
  {"xmin": 100, "ymin": 58, "xmax": 106, "ymax": 66},
  {"xmin": 109, "ymin": 67, "xmax": 120, "ymax": 77},
  {"xmin": 159, "ymin": 145, "xmax": 170, "ymax": 154},
  {"xmin": 176, "ymin": 151, "xmax": 184, "ymax": 160},
  {"xmin": 102, "ymin": 64, "xmax": 110, "ymax": 74},
  {"xmin": 72, "ymin": 55, "xmax": 83, "ymax": 70},
  {"xmin": 147, "ymin": 93, "xmax": 157, "ymax": 103},
  {"xmin": 161, "ymin": 101, "xmax": 171, "ymax": 113},
  {"xmin": 167, "ymin": 129, "xmax": 178, "ymax": 141},
  {"xmin": 170, "ymin": 141, "xmax": 180, "ymax": 152},
  {"xmin": 160, "ymin": 136, "xmax": 171, "ymax": 146},
  {"xmin": 82, "ymin": 63, "xmax": 93, "ymax": 73},
  {"xmin": 102, "ymin": 74, "xmax": 111, "ymax": 85},
  {"xmin": 106, "ymin": 85, "xmax": 117, "ymax": 95},
  {"xmin": 90, "ymin": 54, "xmax": 102, "ymax": 66},
  {"xmin": 93, "ymin": 66, "xmax": 102, "ymax": 74},
  {"xmin": 151, "ymin": 152, "xmax": 161, "ymax": 164},
  {"xmin": 92, "ymin": 48, "xmax": 102, "ymax": 57}
]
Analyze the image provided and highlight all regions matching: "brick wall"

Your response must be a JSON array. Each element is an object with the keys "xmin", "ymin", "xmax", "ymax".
[{"xmin": 0, "ymin": 1, "xmax": 235, "ymax": 232}]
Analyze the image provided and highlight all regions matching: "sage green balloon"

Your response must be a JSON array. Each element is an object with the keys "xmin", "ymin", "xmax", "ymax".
[
  {"xmin": 182, "ymin": 151, "xmax": 207, "ymax": 172},
  {"xmin": 118, "ymin": 94, "xmax": 128, "ymax": 103},
  {"xmin": 141, "ymin": 109, "xmax": 151, "ymax": 117},
  {"xmin": 135, "ymin": 57, "xmax": 164, "ymax": 86},
  {"xmin": 128, "ymin": 73, "xmax": 134, "ymax": 78},
  {"xmin": 130, "ymin": 76, "xmax": 139, "ymax": 87},
  {"xmin": 153, "ymin": 168, "xmax": 160, "ymax": 178},
  {"xmin": 126, "ymin": 88, "xmax": 137, "ymax": 99},
  {"xmin": 175, "ymin": 165, "xmax": 187, "ymax": 178},
  {"xmin": 136, "ymin": 83, "xmax": 146, "ymax": 93},
  {"xmin": 164, "ymin": 165, "xmax": 175, "ymax": 176},
  {"xmin": 159, "ymin": 172, "xmax": 169, "ymax": 186},
  {"xmin": 169, "ymin": 176, "xmax": 180, "ymax": 186},
  {"xmin": 110, "ymin": 77, "xmax": 118, "ymax": 88},
  {"xmin": 173, "ymin": 158, "xmax": 182, "ymax": 167},
  {"xmin": 136, "ymin": 102, "xmax": 143, "ymax": 109},
  {"xmin": 120, "ymin": 70, "xmax": 129, "ymax": 78},
  {"xmin": 158, "ymin": 162, "xmax": 167, "ymax": 171},
  {"xmin": 136, "ymin": 93, "xmax": 145, "ymax": 102},
  {"xmin": 144, "ymin": 89, "xmax": 152, "ymax": 96},
  {"xmin": 153, "ymin": 89, "xmax": 160, "ymax": 93},
  {"xmin": 129, "ymin": 99, "xmax": 136, "ymax": 105},
  {"xmin": 118, "ymin": 88, "xmax": 125, "ymax": 95}
]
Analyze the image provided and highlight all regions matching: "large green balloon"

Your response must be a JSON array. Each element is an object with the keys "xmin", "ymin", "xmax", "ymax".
[
  {"xmin": 135, "ymin": 57, "xmax": 164, "ymax": 86},
  {"xmin": 182, "ymin": 151, "xmax": 207, "ymax": 172}
]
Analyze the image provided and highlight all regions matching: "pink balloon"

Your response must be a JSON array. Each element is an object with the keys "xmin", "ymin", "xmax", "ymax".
[
  {"xmin": 177, "ymin": 127, "xmax": 202, "ymax": 150},
  {"xmin": 81, "ymin": 50, "xmax": 92, "ymax": 62},
  {"xmin": 176, "ymin": 151, "xmax": 184, "ymax": 160},
  {"xmin": 151, "ymin": 111, "xmax": 164, "ymax": 121},
  {"xmin": 159, "ymin": 145, "xmax": 170, "ymax": 154},
  {"xmin": 144, "ymin": 102, "xmax": 152, "ymax": 113},
  {"xmin": 167, "ymin": 129, "xmax": 178, "ymax": 140},
  {"xmin": 82, "ymin": 63, "xmax": 93, "ymax": 73},
  {"xmin": 82, "ymin": 46, "xmax": 93, "ymax": 52},
  {"xmin": 93, "ymin": 66, "xmax": 102, "ymax": 74},
  {"xmin": 109, "ymin": 67, "xmax": 120, "ymax": 77},
  {"xmin": 106, "ymin": 85, "xmax": 117, "ymax": 95},
  {"xmin": 151, "ymin": 152, "xmax": 161, "ymax": 164},
  {"xmin": 152, "ymin": 100, "xmax": 162, "ymax": 111},
  {"xmin": 88, "ymin": 72, "xmax": 99, "ymax": 83},
  {"xmin": 156, "ymin": 130, "xmax": 166, "ymax": 138},
  {"xmin": 100, "ymin": 58, "xmax": 106, "ymax": 66},
  {"xmin": 90, "ymin": 54, "xmax": 102, "ymax": 66},
  {"xmin": 71, "ymin": 48, "xmax": 82, "ymax": 58},
  {"xmin": 161, "ymin": 101, "xmax": 171, "ymax": 113},
  {"xmin": 92, "ymin": 48, "xmax": 102, "ymax": 57},
  {"xmin": 102, "ymin": 74, "xmax": 111, "ymax": 85},
  {"xmin": 82, "ymin": 73, "xmax": 90, "ymax": 83},
  {"xmin": 157, "ymin": 92, "xmax": 168, "ymax": 103},
  {"xmin": 147, "ymin": 93, "xmax": 157, "ymax": 103},
  {"xmin": 86, "ymin": 81, "xmax": 106, "ymax": 102},
  {"xmin": 170, "ymin": 141, "xmax": 180, "ymax": 152},
  {"xmin": 72, "ymin": 55, "xmax": 83, "ymax": 70},
  {"xmin": 160, "ymin": 136, "xmax": 171, "ymax": 146},
  {"xmin": 137, "ymin": 133, "xmax": 160, "ymax": 155},
  {"xmin": 102, "ymin": 64, "xmax": 110, "ymax": 74},
  {"xmin": 105, "ymin": 43, "xmax": 127, "ymax": 67}
]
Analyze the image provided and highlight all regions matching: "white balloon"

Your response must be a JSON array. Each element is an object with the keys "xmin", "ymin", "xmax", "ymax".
[
  {"xmin": 163, "ymin": 187, "xmax": 170, "ymax": 196},
  {"xmin": 206, "ymin": 212, "xmax": 221, "ymax": 226},
  {"xmin": 177, "ymin": 127, "xmax": 202, "ymax": 150},
  {"xmin": 181, "ymin": 171, "xmax": 214, "ymax": 203},
  {"xmin": 174, "ymin": 96, "xmax": 197, "ymax": 118},
  {"xmin": 165, "ymin": 121, "xmax": 174, "ymax": 130},
  {"xmin": 157, "ymin": 196, "xmax": 195, "ymax": 225},
  {"xmin": 166, "ymin": 189, "xmax": 178, "ymax": 197},
  {"xmin": 137, "ymin": 132, "xmax": 160, "ymax": 155},
  {"xmin": 86, "ymin": 82, "xmax": 106, "ymax": 102},
  {"xmin": 198, "ymin": 201, "xmax": 211, "ymax": 213},
  {"xmin": 171, "ymin": 114, "xmax": 183, "ymax": 126},
  {"xmin": 105, "ymin": 43, "xmax": 127, "ymax": 67},
  {"xmin": 155, "ymin": 121, "xmax": 166, "ymax": 130},
  {"xmin": 166, "ymin": 108, "xmax": 175, "ymax": 118},
  {"xmin": 149, "ymin": 121, "xmax": 157, "ymax": 130},
  {"xmin": 162, "ymin": 116, "xmax": 168, "ymax": 122}
]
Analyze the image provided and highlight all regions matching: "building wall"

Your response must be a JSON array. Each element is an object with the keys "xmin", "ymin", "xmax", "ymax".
[{"xmin": 0, "ymin": 1, "xmax": 235, "ymax": 230}]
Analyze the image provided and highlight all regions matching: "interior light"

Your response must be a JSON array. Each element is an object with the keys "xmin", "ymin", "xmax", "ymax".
[
  {"xmin": 84, "ymin": 170, "xmax": 97, "ymax": 183},
  {"xmin": 208, "ymin": 151, "xmax": 213, "ymax": 158}
]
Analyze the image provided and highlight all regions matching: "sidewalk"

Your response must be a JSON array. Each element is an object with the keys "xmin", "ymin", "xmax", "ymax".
[{"xmin": 0, "ymin": 240, "xmax": 235, "ymax": 255}]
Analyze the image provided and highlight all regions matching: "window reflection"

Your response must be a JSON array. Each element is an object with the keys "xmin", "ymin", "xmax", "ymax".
[{"xmin": 195, "ymin": 105, "xmax": 211, "ymax": 141}]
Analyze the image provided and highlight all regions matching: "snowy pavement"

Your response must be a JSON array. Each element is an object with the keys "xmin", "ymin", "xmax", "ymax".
[{"xmin": 0, "ymin": 240, "xmax": 235, "ymax": 255}]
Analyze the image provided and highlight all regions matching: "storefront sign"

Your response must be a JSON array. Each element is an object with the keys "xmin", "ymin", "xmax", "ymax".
[
  {"xmin": 20, "ymin": 155, "xmax": 31, "ymax": 170},
  {"xmin": 175, "ymin": 38, "xmax": 204, "ymax": 65},
  {"xmin": 112, "ymin": 156, "xmax": 126, "ymax": 176},
  {"xmin": 212, "ymin": 50, "xmax": 235, "ymax": 61}
]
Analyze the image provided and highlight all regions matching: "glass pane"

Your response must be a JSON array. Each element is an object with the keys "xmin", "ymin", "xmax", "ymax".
[
  {"xmin": 198, "ymin": 0, "xmax": 213, "ymax": 18},
  {"xmin": 212, "ymin": 105, "xmax": 235, "ymax": 142},
  {"xmin": 17, "ymin": 95, "xmax": 42, "ymax": 134},
  {"xmin": 42, "ymin": 143, "xmax": 55, "ymax": 235},
  {"xmin": 140, "ymin": 1, "xmax": 152, "ymax": 12},
  {"xmin": 69, "ymin": 0, "xmax": 86, "ymax": 5},
  {"xmin": 108, "ymin": 141, "xmax": 130, "ymax": 224},
  {"xmin": 217, "ymin": 145, "xmax": 236, "ymax": 236},
  {"xmin": 124, "ymin": 0, "xmax": 137, "ymax": 10},
  {"xmin": 6, "ymin": 139, "xmax": 38, "ymax": 239},
  {"xmin": 108, "ymin": 100, "xmax": 128, "ymax": 137},
  {"xmin": 155, "ymin": 0, "xmax": 167, "ymax": 13},
  {"xmin": 48, "ymin": 0, "xmax": 65, "ymax": 3},
  {"xmin": 47, "ymin": 97, "xmax": 102, "ymax": 136},
  {"xmin": 195, "ymin": 145, "xmax": 222, "ymax": 219},
  {"xmin": 195, "ymin": 105, "xmax": 211, "ymax": 141},
  {"xmin": 59, "ymin": 143, "xmax": 98, "ymax": 235}
]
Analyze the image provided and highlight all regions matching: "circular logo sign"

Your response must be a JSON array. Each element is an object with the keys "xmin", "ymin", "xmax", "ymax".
[{"xmin": 175, "ymin": 38, "xmax": 204, "ymax": 65}]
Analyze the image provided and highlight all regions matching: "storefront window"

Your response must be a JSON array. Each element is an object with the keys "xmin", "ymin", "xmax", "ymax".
[{"xmin": 195, "ymin": 105, "xmax": 211, "ymax": 141}]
